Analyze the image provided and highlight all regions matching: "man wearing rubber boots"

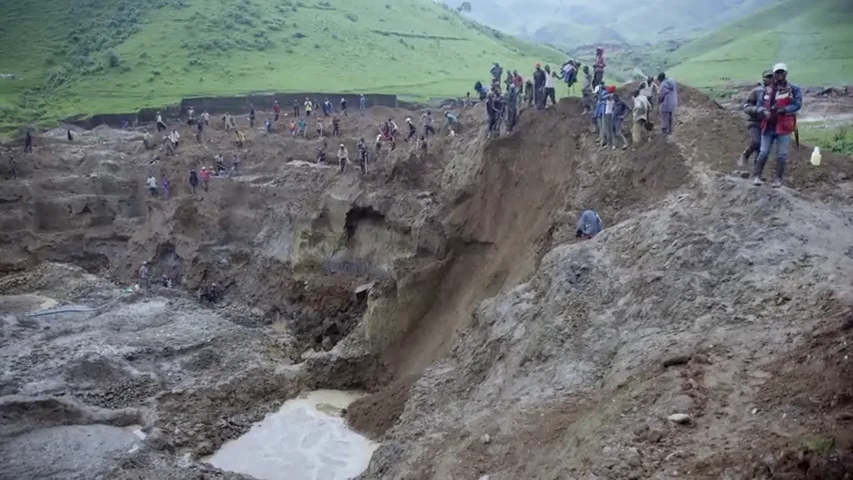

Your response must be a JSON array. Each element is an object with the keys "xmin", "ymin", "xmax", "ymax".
[{"xmin": 752, "ymin": 63, "xmax": 802, "ymax": 188}]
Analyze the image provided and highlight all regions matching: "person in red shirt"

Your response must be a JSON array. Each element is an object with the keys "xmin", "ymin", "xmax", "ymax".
[
  {"xmin": 513, "ymin": 70, "xmax": 523, "ymax": 90},
  {"xmin": 273, "ymin": 100, "xmax": 281, "ymax": 122},
  {"xmin": 593, "ymin": 47, "xmax": 606, "ymax": 86},
  {"xmin": 199, "ymin": 167, "xmax": 211, "ymax": 192}
]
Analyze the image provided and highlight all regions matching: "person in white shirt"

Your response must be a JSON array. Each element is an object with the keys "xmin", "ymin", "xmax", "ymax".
[
  {"xmin": 600, "ymin": 85, "xmax": 616, "ymax": 148},
  {"xmin": 543, "ymin": 65, "xmax": 557, "ymax": 108},
  {"xmin": 146, "ymin": 176, "xmax": 158, "ymax": 197}
]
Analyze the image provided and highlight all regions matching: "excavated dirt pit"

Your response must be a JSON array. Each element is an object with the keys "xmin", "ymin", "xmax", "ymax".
[{"xmin": 2, "ymin": 89, "xmax": 853, "ymax": 479}]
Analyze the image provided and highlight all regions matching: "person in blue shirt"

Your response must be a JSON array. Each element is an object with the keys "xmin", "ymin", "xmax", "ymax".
[{"xmin": 576, "ymin": 210, "xmax": 603, "ymax": 239}]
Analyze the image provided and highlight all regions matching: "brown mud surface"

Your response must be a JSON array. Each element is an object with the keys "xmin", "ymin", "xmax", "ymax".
[{"xmin": 2, "ymin": 85, "xmax": 853, "ymax": 480}]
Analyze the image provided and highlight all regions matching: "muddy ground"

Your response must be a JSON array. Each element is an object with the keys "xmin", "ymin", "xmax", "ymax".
[{"xmin": 2, "ymin": 87, "xmax": 853, "ymax": 479}]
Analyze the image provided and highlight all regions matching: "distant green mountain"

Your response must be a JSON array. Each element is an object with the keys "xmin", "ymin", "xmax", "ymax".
[
  {"xmin": 452, "ymin": 0, "xmax": 779, "ymax": 47},
  {"xmin": 0, "ymin": 0, "xmax": 563, "ymax": 130},
  {"xmin": 670, "ymin": 0, "xmax": 853, "ymax": 87}
]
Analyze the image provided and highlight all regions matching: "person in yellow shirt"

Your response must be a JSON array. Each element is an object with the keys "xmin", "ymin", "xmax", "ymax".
[{"xmin": 235, "ymin": 130, "xmax": 245, "ymax": 148}]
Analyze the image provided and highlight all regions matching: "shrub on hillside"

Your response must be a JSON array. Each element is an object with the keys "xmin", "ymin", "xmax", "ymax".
[
  {"xmin": 345, "ymin": 13, "xmax": 358, "ymax": 22},
  {"xmin": 107, "ymin": 50, "xmax": 122, "ymax": 68}
]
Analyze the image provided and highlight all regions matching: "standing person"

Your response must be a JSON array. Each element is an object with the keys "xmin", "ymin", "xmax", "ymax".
[
  {"xmin": 340, "ymin": 97, "xmax": 348, "ymax": 116},
  {"xmin": 187, "ymin": 106, "xmax": 196, "ymax": 125},
  {"xmin": 421, "ymin": 111, "xmax": 435, "ymax": 137},
  {"xmin": 486, "ymin": 93, "xmax": 499, "ymax": 138},
  {"xmin": 322, "ymin": 98, "xmax": 332, "ymax": 117},
  {"xmin": 161, "ymin": 175, "xmax": 170, "ymax": 200},
  {"xmin": 359, "ymin": 94, "xmax": 367, "ymax": 117},
  {"xmin": 504, "ymin": 70, "xmax": 513, "ymax": 91},
  {"xmin": 506, "ymin": 84, "xmax": 519, "ymax": 131},
  {"xmin": 657, "ymin": 72, "xmax": 678, "ymax": 136},
  {"xmin": 524, "ymin": 78, "xmax": 534, "ymax": 106},
  {"xmin": 631, "ymin": 89, "xmax": 652, "ymax": 145},
  {"xmin": 611, "ymin": 91, "xmax": 629, "ymax": 150},
  {"xmin": 200, "ymin": 167, "xmax": 211, "ymax": 191},
  {"xmin": 196, "ymin": 120, "xmax": 204, "ymax": 143},
  {"xmin": 188, "ymin": 169, "xmax": 199, "ymax": 194},
  {"xmin": 249, "ymin": 107, "xmax": 256, "ymax": 128},
  {"xmin": 543, "ymin": 65, "xmax": 557, "ymax": 108},
  {"xmin": 67, "ymin": 129, "xmax": 74, "ymax": 142},
  {"xmin": 297, "ymin": 118, "xmax": 307, "ymax": 137},
  {"xmin": 24, "ymin": 131, "xmax": 33, "ymax": 154},
  {"xmin": 752, "ymin": 63, "xmax": 802, "ymax": 187},
  {"xmin": 265, "ymin": 118, "xmax": 273, "ymax": 134},
  {"xmin": 235, "ymin": 130, "xmax": 245, "ymax": 148},
  {"xmin": 273, "ymin": 101, "xmax": 281, "ymax": 122},
  {"xmin": 738, "ymin": 70, "xmax": 774, "ymax": 169},
  {"xmin": 593, "ymin": 47, "xmax": 606, "ymax": 86},
  {"xmin": 375, "ymin": 133, "xmax": 383, "ymax": 156},
  {"xmin": 581, "ymin": 66, "xmax": 593, "ymax": 114},
  {"xmin": 533, "ymin": 64, "xmax": 546, "ymax": 110},
  {"xmin": 138, "ymin": 262, "xmax": 150, "ymax": 288},
  {"xmin": 490, "ymin": 63, "xmax": 503, "ymax": 87},
  {"xmin": 357, "ymin": 138, "xmax": 368, "ymax": 174},
  {"xmin": 316, "ymin": 118, "xmax": 325, "ymax": 138},
  {"xmin": 231, "ymin": 153, "xmax": 241, "ymax": 176},
  {"xmin": 201, "ymin": 110, "xmax": 211, "ymax": 125},
  {"xmin": 593, "ymin": 85, "xmax": 607, "ymax": 136},
  {"xmin": 156, "ymin": 111, "xmax": 167, "ymax": 132},
  {"xmin": 332, "ymin": 116, "xmax": 341, "ymax": 137},
  {"xmin": 304, "ymin": 97, "xmax": 313, "ymax": 117},
  {"xmin": 146, "ymin": 175, "xmax": 158, "ymax": 197},
  {"xmin": 599, "ymin": 86, "xmax": 616, "ymax": 148},
  {"xmin": 337, "ymin": 143, "xmax": 348, "ymax": 174},
  {"xmin": 293, "ymin": 99, "xmax": 300, "ymax": 117}
]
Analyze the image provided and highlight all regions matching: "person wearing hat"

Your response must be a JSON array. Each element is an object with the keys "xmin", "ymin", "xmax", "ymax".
[
  {"xmin": 752, "ymin": 63, "xmax": 802, "ymax": 187},
  {"xmin": 337, "ymin": 143, "xmax": 349, "ymax": 174},
  {"xmin": 593, "ymin": 47, "xmax": 606, "ymax": 86},
  {"xmin": 657, "ymin": 72, "xmax": 678, "ymax": 136},
  {"xmin": 738, "ymin": 70, "xmax": 775, "ymax": 170}
]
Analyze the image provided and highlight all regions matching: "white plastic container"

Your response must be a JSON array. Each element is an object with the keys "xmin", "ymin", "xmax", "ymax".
[{"xmin": 810, "ymin": 146, "xmax": 822, "ymax": 166}]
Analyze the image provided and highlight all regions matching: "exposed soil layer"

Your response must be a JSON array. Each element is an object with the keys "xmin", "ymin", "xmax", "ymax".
[{"xmin": 2, "ymin": 85, "xmax": 853, "ymax": 480}]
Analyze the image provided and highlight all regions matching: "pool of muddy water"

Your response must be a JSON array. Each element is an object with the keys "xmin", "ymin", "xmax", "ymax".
[{"xmin": 204, "ymin": 390, "xmax": 377, "ymax": 480}]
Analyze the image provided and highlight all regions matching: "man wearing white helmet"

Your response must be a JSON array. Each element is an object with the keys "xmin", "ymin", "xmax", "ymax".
[{"xmin": 752, "ymin": 63, "xmax": 802, "ymax": 187}]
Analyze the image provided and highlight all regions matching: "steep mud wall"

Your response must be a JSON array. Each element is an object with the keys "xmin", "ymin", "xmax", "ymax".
[{"xmin": 361, "ymin": 98, "xmax": 690, "ymax": 376}]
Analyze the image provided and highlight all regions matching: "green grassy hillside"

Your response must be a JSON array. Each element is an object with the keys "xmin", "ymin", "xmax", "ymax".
[
  {"xmin": 669, "ymin": 0, "xmax": 853, "ymax": 87},
  {"xmin": 0, "ymin": 0, "xmax": 563, "ymax": 130}
]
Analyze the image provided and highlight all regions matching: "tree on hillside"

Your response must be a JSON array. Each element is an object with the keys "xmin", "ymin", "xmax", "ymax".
[{"xmin": 456, "ymin": 2, "xmax": 472, "ymax": 13}]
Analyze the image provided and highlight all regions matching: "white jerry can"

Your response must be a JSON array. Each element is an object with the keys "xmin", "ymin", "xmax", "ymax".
[{"xmin": 810, "ymin": 146, "xmax": 822, "ymax": 166}]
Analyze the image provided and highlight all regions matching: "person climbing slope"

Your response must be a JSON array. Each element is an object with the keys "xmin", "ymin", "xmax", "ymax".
[
  {"xmin": 405, "ymin": 117, "xmax": 417, "ymax": 142},
  {"xmin": 161, "ymin": 175, "xmax": 170, "ymax": 200},
  {"xmin": 273, "ymin": 101, "xmax": 281, "ymax": 122},
  {"xmin": 293, "ymin": 99, "xmax": 300, "ymax": 117},
  {"xmin": 752, "ymin": 63, "xmax": 802, "ymax": 188},
  {"xmin": 359, "ymin": 94, "xmax": 367, "ymax": 116},
  {"xmin": 421, "ymin": 111, "xmax": 436, "ymax": 137},
  {"xmin": 146, "ymin": 175, "xmax": 158, "ymax": 197},
  {"xmin": 738, "ymin": 70, "xmax": 774, "ymax": 170},
  {"xmin": 576, "ymin": 210, "xmax": 603, "ymax": 239},
  {"xmin": 340, "ymin": 97, "xmax": 348, "ymax": 116}
]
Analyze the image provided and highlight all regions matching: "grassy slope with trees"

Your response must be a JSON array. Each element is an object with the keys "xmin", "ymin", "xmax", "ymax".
[
  {"xmin": 669, "ymin": 0, "xmax": 853, "ymax": 87},
  {"xmin": 0, "ymin": 0, "xmax": 564, "ymax": 132}
]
